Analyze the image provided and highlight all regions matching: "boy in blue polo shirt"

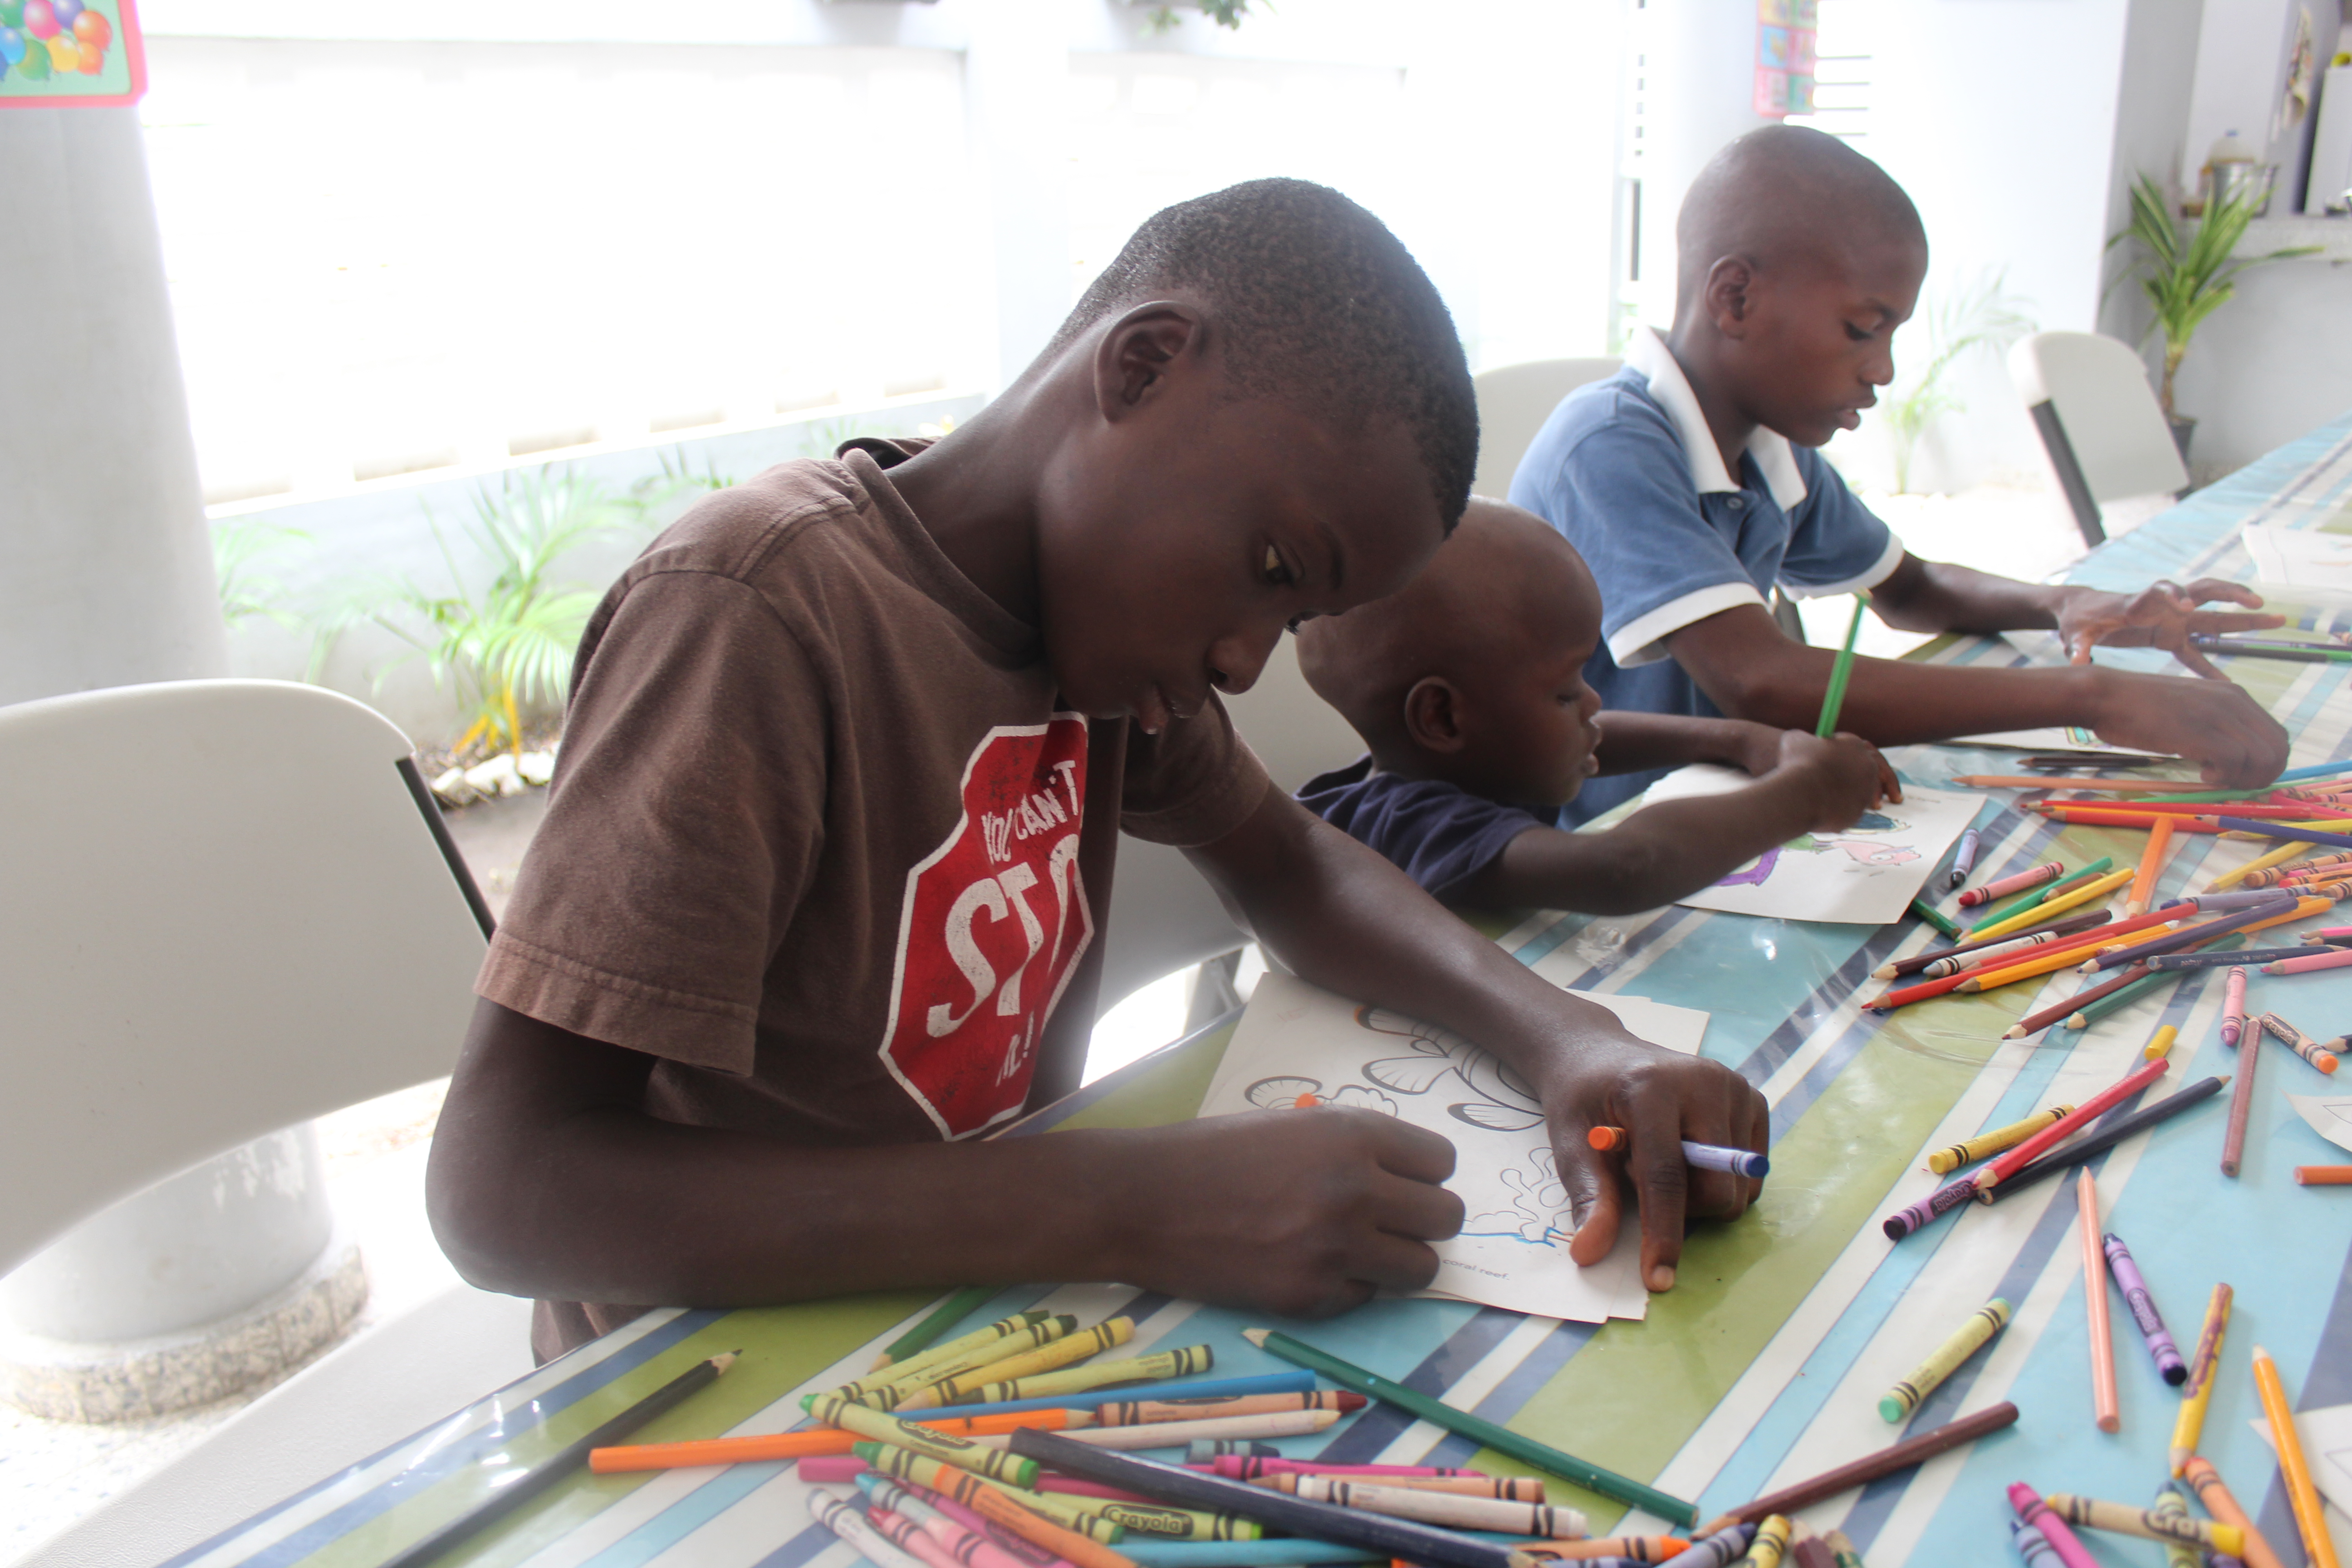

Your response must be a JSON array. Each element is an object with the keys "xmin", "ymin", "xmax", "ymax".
[{"xmin": 1512, "ymin": 125, "xmax": 2290, "ymax": 824}]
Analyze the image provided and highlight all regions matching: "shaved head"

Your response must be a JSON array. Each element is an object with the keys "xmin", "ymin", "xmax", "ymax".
[
  {"xmin": 1298, "ymin": 498, "xmax": 1598, "ymax": 762},
  {"xmin": 1676, "ymin": 125, "xmax": 1924, "ymax": 326}
]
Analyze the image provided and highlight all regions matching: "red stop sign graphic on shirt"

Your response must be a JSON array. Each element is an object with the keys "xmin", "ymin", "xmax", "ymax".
[{"xmin": 878, "ymin": 718, "xmax": 1094, "ymax": 1138}]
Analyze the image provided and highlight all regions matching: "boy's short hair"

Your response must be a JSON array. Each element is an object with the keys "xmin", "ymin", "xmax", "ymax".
[{"xmin": 1047, "ymin": 178, "xmax": 1478, "ymax": 529}]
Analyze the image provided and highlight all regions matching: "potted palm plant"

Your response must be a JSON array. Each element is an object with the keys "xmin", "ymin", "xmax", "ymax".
[{"xmin": 2110, "ymin": 172, "xmax": 2319, "ymax": 459}]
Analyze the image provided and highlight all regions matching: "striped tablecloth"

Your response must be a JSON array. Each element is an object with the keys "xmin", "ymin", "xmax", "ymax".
[{"xmin": 169, "ymin": 412, "xmax": 2352, "ymax": 1568}]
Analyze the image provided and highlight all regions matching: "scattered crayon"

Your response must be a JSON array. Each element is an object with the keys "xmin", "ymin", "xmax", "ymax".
[
  {"xmin": 1949, "ymin": 828, "xmax": 1981, "ymax": 889},
  {"xmin": 1823, "ymin": 1531, "xmax": 1862, "ymax": 1568},
  {"xmin": 861, "ymin": 1473, "xmax": 1061, "ymax": 1568},
  {"xmin": 838, "ymin": 1317, "xmax": 1078, "ymax": 1406},
  {"xmin": 2249, "ymin": 1348, "xmax": 2337, "ymax": 1568},
  {"xmin": 2149, "ymin": 1484, "xmax": 2201, "ymax": 1568},
  {"xmin": 1586, "ymin": 1127, "xmax": 1767, "ymax": 1176},
  {"xmin": 2208, "ymin": 838, "xmax": 2318, "ymax": 891},
  {"xmin": 1881, "ymin": 1174, "xmax": 1978, "ymax": 1239},
  {"xmin": 1094, "ymin": 1393, "xmax": 1364, "ymax": 1427},
  {"xmin": 1668, "ymin": 1524, "xmax": 1761, "ymax": 1568},
  {"xmin": 811, "ymin": 1487, "xmax": 939, "ymax": 1568},
  {"xmin": 1920, "ymin": 928, "xmax": 2085, "ymax": 979},
  {"xmin": 2259, "ymin": 1012, "xmax": 2339, "ymax": 1073},
  {"xmin": 1879, "ymin": 1298, "xmax": 2009, "ymax": 1421},
  {"xmin": 809, "ymin": 1393, "xmax": 1041, "ymax": 1488},
  {"xmin": 2222, "ymin": 966, "xmax": 2250, "ymax": 1045},
  {"xmin": 1744, "ymin": 1516, "xmax": 1791, "ymax": 1568},
  {"xmin": 2295, "ymin": 1165, "xmax": 2352, "ymax": 1183},
  {"xmin": 2169, "ymin": 1284, "xmax": 2232, "ymax": 1476},
  {"xmin": 1909, "ymin": 897, "xmax": 1963, "ymax": 937},
  {"xmin": 2101, "ymin": 1234, "xmax": 2186, "ymax": 1384},
  {"xmin": 596, "ymin": 1410, "xmax": 1073, "ymax": 1473},
  {"xmin": 899, "ymin": 1319, "xmax": 1137, "ymax": 1411},
  {"xmin": 1981, "ymin": 1078, "xmax": 2227, "ymax": 1202},
  {"xmin": 875, "ymin": 1291, "xmax": 1014, "ymax": 1372},
  {"xmin": 1973, "ymin": 866, "xmax": 2132, "ymax": 942},
  {"xmin": 1877, "ymin": 910, "xmax": 2112, "ymax": 979},
  {"xmin": 920, "ymin": 1373, "xmax": 1316, "ymax": 1424},
  {"xmin": 867, "ymin": 1502, "xmax": 982, "ymax": 1568},
  {"xmin": 1959, "ymin": 860, "xmax": 2064, "ymax": 907},
  {"xmin": 2144, "ymin": 1024, "xmax": 2177, "ymax": 1060},
  {"xmin": 2248, "ymin": 851, "xmax": 2352, "ymax": 887},
  {"xmin": 923, "ymin": 1482, "xmax": 1109, "ymax": 1568},
  {"xmin": 1977, "ymin": 1058, "xmax": 2169, "ymax": 1192},
  {"xmin": 2007, "ymin": 1485, "xmax": 2098, "ymax": 1568},
  {"xmin": 1044, "ymin": 1492, "xmax": 1264, "ymax": 1542},
  {"xmin": 2180, "ymin": 1457, "xmax": 2287, "ymax": 1568},
  {"xmin": 1926, "ymin": 1105, "xmax": 2076, "ymax": 1174},
  {"xmin": 1054, "ymin": 1412, "xmax": 1343, "ymax": 1451},
  {"xmin": 2007, "ymin": 1518, "xmax": 2066, "ymax": 1566},
  {"xmin": 2078, "ymin": 1171, "xmax": 2120, "ymax": 1432},
  {"xmin": 1971, "ymin": 859, "xmax": 2117, "ymax": 936},
  {"xmin": 967, "ymin": 1348, "xmax": 1215, "ymax": 1406},
  {"xmin": 1115, "ymin": 1550, "xmax": 1377, "ymax": 1568},
  {"xmin": 2044, "ymin": 1493, "xmax": 2243, "ymax": 1555},
  {"xmin": 1289, "ymin": 1477, "xmax": 1588, "ymax": 1540},
  {"xmin": 1187, "ymin": 1442, "xmax": 1278, "ymax": 1461},
  {"xmin": 858, "ymin": 1444, "xmax": 1128, "ymax": 1542},
  {"xmin": 1956, "ymin": 775, "xmax": 2221, "ymax": 791},
  {"xmin": 1253, "ymin": 1475, "xmax": 1545, "ymax": 1503},
  {"xmin": 1209, "ymin": 1459, "xmax": 1478, "ymax": 1481},
  {"xmin": 1515, "ymin": 1538, "xmax": 1691, "ymax": 1564}
]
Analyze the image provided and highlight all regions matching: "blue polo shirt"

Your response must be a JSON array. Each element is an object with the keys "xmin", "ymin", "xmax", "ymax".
[{"xmin": 1509, "ymin": 327, "xmax": 1903, "ymax": 824}]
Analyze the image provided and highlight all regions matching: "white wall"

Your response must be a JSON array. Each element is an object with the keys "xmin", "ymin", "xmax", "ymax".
[{"xmin": 2169, "ymin": 256, "xmax": 2352, "ymax": 466}]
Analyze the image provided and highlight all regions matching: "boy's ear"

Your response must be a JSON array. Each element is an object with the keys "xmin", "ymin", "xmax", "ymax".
[
  {"xmin": 1094, "ymin": 304, "xmax": 1205, "ymax": 421},
  {"xmin": 1402, "ymin": 676, "xmax": 1469, "ymax": 754},
  {"xmin": 1701, "ymin": 256, "xmax": 1759, "ymax": 339}
]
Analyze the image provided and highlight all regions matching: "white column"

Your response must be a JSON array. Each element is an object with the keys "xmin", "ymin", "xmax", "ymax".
[
  {"xmin": 0, "ymin": 108, "xmax": 352, "ymax": 1419},
  {"xmin": 963, "ymin": 0, "xmax": 1073, "ymax": 390},
  {"xmin": 1630, "ymin": 0, "xmax": 1778, "ymax": 329}
]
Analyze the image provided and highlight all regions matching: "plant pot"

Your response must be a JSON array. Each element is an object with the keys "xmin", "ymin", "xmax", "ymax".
[{"xmin": 2169, "ymin": 415, "xmax": 2197, "ymax": 464}]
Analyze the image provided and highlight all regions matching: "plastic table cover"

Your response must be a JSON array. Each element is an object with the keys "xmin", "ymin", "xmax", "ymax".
[{"xmin": 161, "ymin": 412, "xmax": 2352, "ymax": 1568}]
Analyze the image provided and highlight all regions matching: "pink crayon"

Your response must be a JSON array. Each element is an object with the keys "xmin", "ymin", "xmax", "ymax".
[
  {"xmin": 800, "ymin": 1456, "xmax": 1154, "ymax": 1504},
  {"xmin": 1209, "ymin": 1456, "xmax": 1480, "ymax": 1480},
  {"xmin": 1958, "ymin": 861, "xmax": 2065, "ymax": 907},
  {"xmin": 2263, "ymin": 946, "xmax": 2352, "ymax": 975},
  {"xmin": 2222, "ymin": 965, "xmax": 2249, "ymax": 1047},
  {"xmin": 2007, "ymin": 1484, "xmax": 2098, "ymax": 1568},
  {"xmin": 869, "ymin": 1507, "xmax": 973, "ymax": 1568},
  {"xmin": 920, "ymin": 1484, "xmax": 1088, "ymax": 1568}
]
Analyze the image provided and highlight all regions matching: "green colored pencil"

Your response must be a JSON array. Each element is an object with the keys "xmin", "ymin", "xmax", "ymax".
[
  {"xmin": 874, "ymin": 1285, "xmax": 996, "ymax": 1371},
  {"xmin": 1240, "ymin": 1328, "xmax": 1698, "ymax": 1526},
  {"xmin": 1815, "ymin": 594, "xmax": 1869, "ymax": 738}
]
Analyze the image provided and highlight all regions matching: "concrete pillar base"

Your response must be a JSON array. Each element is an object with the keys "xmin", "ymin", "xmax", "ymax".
[{"xmin": 0, "ymin": 1232, "xmax": 368, "ymax": 1424}]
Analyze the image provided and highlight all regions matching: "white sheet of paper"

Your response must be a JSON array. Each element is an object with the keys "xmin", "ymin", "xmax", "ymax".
[
  {"xmin": 1197, "ymin": 971, "xmax": 1710, "ymax": 1323},
  {"xmin": 1637, "ymin": 764, "xmax": 1982, "ymax": 925},
  {"xmin": 2251, "ymin": 1404, "xmax": 2352, "ymax": 1529},
  {"xmin": 1940, "ymin": 725, "xmax": 2169, "ymax": 759},
  {"xmin": 2291, "ymin": 1094, "xmax": 2352, "ymax": 1155},
  {"xmin": 2246, "ymin": 524, "xmax": 2352, "ymax": 592}
]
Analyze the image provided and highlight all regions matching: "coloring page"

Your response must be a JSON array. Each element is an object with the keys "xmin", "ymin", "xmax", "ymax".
[
  {"xmin": 2290, "ymin": 1094, "xmax": 2352, "ymax": 1155},
  {"xmin": 1638, "ymin": 764, "xmax": 1983, "ymax": 925},
  {"xmin": 1197, "ymin": 972, "xmax": 1709, "ymax": 1323}
]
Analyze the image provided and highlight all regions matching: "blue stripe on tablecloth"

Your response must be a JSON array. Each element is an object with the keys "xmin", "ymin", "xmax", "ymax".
[
  {"xmin": 1416, "ymin": 1318, "xmax": 1601, "ymax": 1468},
  {"xmin": 2256, "ymin": 1239, "xmax": 2352, "ymax": 1565},
  {"xmin": 236, "ymin": 1308, "xmax": 730, "ymax": 1568},
  {"xmin": 1310, "ymin": 1306, "xmax": 1525, "ymax": 1463}
]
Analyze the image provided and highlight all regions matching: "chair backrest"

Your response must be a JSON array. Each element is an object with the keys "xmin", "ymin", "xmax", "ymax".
[
  {"xmin": 2008, "ymin": 331, "xmax": 2189, "ymax": 546},
  {"xmin": 1471, "ymin": 357, "xmax": 1623, "ymax": 500},
  {"xmin": 0, "ymin": 680, "xmax": 490, "ymax": 1276}
]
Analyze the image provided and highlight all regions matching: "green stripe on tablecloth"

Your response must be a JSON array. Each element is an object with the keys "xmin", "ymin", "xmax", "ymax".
[{"xmin": 322, "ymin": 1297, "xmax": 932, "ymax": 1568}]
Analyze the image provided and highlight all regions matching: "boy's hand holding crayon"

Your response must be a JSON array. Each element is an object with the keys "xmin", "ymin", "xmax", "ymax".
[{"xmin": 1769, "ymin": 730, "xmax": 1900, "ymax": 833}]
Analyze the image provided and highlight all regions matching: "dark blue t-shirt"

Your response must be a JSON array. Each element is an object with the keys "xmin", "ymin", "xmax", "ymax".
[{"xmin": 1297, "ymin": 757, "xmax": 1546, "ymax": 902}]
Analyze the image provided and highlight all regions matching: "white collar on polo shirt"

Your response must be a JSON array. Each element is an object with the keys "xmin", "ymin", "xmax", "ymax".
[{"xmin": 1623, "ymin": 326, "xmax": 1808, "ymax": 511}]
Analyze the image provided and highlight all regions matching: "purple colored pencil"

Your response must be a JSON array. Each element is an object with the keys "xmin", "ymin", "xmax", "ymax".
[{"xmin": 2089, "ymin": 896, "xmax": 2298, "ymax": 971}]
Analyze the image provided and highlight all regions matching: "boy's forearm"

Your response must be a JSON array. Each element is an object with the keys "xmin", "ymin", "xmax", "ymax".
[
  {"xmin": 1869, "ymin": 556, "xmax": 2063, "ymax": 635},
  {"xmin": 1468, "ymin": 778, "xmax": 1818, "ymax": 916},
  {"xmin": 1186, "ymin": 794, "xmax": 1643, "ymax": 1082},
  {"xmin": 1590, "ymin": 711, "xmax": 1778, "ymax": 775}
]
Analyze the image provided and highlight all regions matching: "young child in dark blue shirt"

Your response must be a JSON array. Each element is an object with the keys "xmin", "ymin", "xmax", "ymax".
[{"xmin": 1296, "ymin": 498, "xmax": 1892, "ymax": 913}]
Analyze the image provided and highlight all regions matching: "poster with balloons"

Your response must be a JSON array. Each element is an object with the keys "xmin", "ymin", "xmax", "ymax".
[{"xmin": 0, "ymin": 0, "xmax": 143, "ymax": 107}]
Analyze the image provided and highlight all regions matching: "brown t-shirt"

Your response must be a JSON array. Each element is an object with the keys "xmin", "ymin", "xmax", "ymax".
[{"xmin": 477, "ymin": 442, "xmax": 1270, "ymax": 1358}]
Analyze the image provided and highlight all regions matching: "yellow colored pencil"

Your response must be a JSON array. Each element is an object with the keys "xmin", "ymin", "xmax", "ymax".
[
  {"xmin": 1958, "ymin": 944, "xmax": 2118, "ymax": 993},
  {"xmin": 2251, "ymin": 1347, "xmax": 2339, "ymax": 1568},
  {"xmin": 1974, "ymin": 867, "xmax": 2134, "ymax": 943},
  {"xmin": 2169, "ymin": 1283, "xmax": 2231, "ymax": 1477}
]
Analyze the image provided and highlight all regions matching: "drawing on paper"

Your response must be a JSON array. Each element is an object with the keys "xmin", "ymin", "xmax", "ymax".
[
  {"xmin": 1200, "ymin": 973, "xmax": 1710, "ymax": 1322},
  {"xmin": 2288, "ymin": 1094, "xmax": 2352, "ymax": 1155},
  {"xmin": 1644, "ymin": 764, "xmax": 1980, "ymax": 924}
]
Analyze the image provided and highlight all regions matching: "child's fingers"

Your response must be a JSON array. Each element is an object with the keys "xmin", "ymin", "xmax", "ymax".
[
  {"xmin": 1344, "ymin": 1233, "xmax": 1446, "ymax": 1296},
  {"xmin": 2169, "ymin": 639, "xmax": 2228, "ymax": 681},
  {"xmin": 1362, "ymin": 1112, "xmax": 1460, "ymax": 1184},
  {"xmin": 1370, "ymin": 1169, "xmax": 1466, "ymax": 1242},
  {"xmin": 1558, "ymin": 1135, "xmax": 1622, "ymax": 1267},
  {"xmin": 1622, "ymin": 1102, "xmax": 1691, "ymax": 1292},
  {"xmin": 2178, "ymin": 578, "xmax": 2269, "ymax": 610}
]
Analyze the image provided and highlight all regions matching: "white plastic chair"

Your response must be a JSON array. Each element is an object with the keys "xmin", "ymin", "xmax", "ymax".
[
  {"xmin": 2008, "ymin": 330, "xmax": 2190, "ymax": 548},
  {"xmin": 3, "ymin": 680, "xmax": 531, "ymax": 1568},
  {"xmin": 1095, "ymin": 641, "xmax": 1366, "ymax": 1019},
  {"xmin": 1471, "ymin": 357, "xmax": 1623, "ymax": 500}
]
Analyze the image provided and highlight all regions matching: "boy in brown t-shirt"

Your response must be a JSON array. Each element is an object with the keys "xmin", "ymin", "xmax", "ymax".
[{"xmin": 427, "ymin": 180, "xmax": 1769, "ymax": 1360}]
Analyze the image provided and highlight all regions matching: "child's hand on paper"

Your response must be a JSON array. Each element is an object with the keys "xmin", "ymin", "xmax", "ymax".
[
  {"xmin": 1539, "ymin": 1034, "xmax": 1769, "ymax": 1294},
  {"xmin": 1104, "ymin": 1107, "xmax": 1466, "ymax": 1318},
  {"xmin": 2083, "ymin": 666, "xmax": 2291, "ymax": 787},
  {"xmin": 2053, "ymin": 578, "xmax": 2283, "ymax": 677},
  {"xmin": 1770, "ymin": 730, "xmax": 1900, "ymax": 831}
]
